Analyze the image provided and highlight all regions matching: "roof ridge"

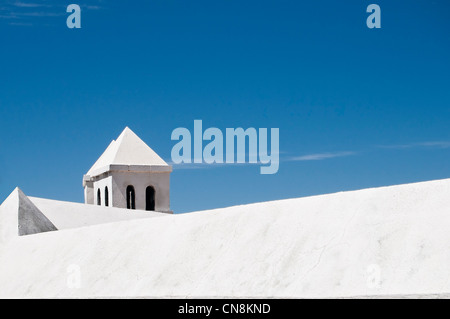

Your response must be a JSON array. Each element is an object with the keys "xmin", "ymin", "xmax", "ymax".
[
  {"xmin": 109, "ymin": 129, "xmax": 126, "ymax": 166},
  {"xmin": 85, "ymin": 127, "xmax": 170, "ymax": 177}
]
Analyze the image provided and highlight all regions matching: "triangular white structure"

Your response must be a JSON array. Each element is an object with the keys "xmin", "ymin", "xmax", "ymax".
[
  {"xmin": 86, "ymin": 127, "xmax": 169, "ymax": 176},
  {"xmin": 83, "ymin": 127, "xmax": 172, "ymax": 213},
  {"xmin": 0, "ymin": 188, "xmax": 57, "ymax": 242}
]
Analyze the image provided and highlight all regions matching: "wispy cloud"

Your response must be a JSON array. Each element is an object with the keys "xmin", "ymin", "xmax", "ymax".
[
  {"xmin": 165, "ymin": 150, "xmax": 283, "ymax": 170},
  {"xmin": 169, "ymin": 161, "xmax": 262, "ymax": 170},
  {"xmin": 0, "ymin": 14, "xmax": 18, "ymax": 19},
  {"xmin": 378, "ymin": 141, "xmax": 450, "ymax": 150},
  {"xmin": 165, "ymin": 139, "xmax": 450, "ymax": 171},
  {"xmin": 85, "ymin": 5, "xmax": 101, "ymax": 10},
  {"xmin": 288, "ymin": 151, "xmax": 357, "ymax": 161},
  {"xmin": 8, "ymin": 21, "xmax": 33, "ymax": 26},
  {"xmin": 166, "ymin": 151, "xmax": 354, "ymax": 170},
  {"xmin": 12, "ymin": 2, "xmax": 52, "ymax": 8},
  {"xmin": 0, "ymin": 1, "xmax": 103, "ymax": 25},
  {"xmin": 10, "ymin": 11, "xmax": 65, "ymax": 17}
]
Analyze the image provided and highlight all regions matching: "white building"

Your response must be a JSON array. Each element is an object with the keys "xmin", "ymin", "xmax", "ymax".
[
  {"xmin": 2, "ymin": 127, "xmax": 450, "ymax": 298},
  {"xmin": 2, "ymin": 178, "xmax": 450, "ymax": 298},
  {"xmin": 83, "ymin": 127, "xmax": 173, "ymax": 213}
]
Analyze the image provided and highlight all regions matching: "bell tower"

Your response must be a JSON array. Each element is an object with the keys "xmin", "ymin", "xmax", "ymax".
[{"xmin": 83, "ymin": 127, "xmax": 173, "ymax": 214}]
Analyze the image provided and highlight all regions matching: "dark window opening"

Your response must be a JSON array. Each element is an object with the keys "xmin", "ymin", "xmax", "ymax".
[
  {"xmin": 146, "ymin": 186, "xmax": 155, "ymax": 211},
  {"xmin": 126, "ymin": 185, "xmax": 135, "ymax": 210},
  {"xmin": 97, "ymin": 189, "xmax": 101, "ymax": 206},
  {"xmin": 105, "ymin": 187, "xmax": 109, "ymax": 207}
]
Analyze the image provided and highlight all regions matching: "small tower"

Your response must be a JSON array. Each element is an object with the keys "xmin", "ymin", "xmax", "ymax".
[{"xmin": 83, "ymin": 127, "xmax": 172, "ymax": 213}]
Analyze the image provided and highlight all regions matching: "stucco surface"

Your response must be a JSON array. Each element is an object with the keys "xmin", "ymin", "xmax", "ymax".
[
  {"xmin": 29, "ymin": 196, "xmax": 168, "ymax": 230},
  {"xmin": 1, "ymin": 179, "xmax": 450, "ymax": 298}
]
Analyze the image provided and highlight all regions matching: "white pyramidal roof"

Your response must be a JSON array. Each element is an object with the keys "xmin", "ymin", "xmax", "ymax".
[
  {"xmin": 86, "ymin": 127, "xmax": 171, "ymax": 177},
  {"xmin": 0, "ymin": 188, "xmax": 57, "ymax": 243},
  {"xmin": 0, "ymin": 188, "xmax": 167, "ymax": 244}
]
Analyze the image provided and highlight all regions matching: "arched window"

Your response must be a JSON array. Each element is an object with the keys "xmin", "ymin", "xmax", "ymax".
[
  {"xmin": 126, "ymin": 185, "xmax": 135, "ymax": 210},
  {"xmin": 97, "ymin": 189, "xmax": 101, "ymax": 206},
  {"xmin": 146, "ymin": 186, "xmax": 155, "ymax": 211},
  {"xmin": 105, "ymin": 187, "xmax": 109, "ymax": 207}
]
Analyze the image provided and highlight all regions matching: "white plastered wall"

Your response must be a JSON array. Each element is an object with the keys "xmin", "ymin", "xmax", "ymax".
[
  {"xmin": 84, "ymin": 181, "xmax": 94, "ymax": 205},
  {"xmin": 110, "ymin": 171, "xmax": 171, "ymax": 213},
  {"xmin": 92, "ymin": 175, "xmax": 113, "ymax": 207}
]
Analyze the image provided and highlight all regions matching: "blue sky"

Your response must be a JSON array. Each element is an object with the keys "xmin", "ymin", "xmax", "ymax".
[{"xmin": 0, "ymin": 0, "xmax": 449, "ymax": 213}]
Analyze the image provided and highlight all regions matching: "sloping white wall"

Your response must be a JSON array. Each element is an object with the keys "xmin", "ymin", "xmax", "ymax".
[
  {"xmin": 1, "ymin": 179, "xmax": 450, "ymax": 298},
  {"xmin": 29, "ymin": 197, "xmax": 168, "ymax": 230}
]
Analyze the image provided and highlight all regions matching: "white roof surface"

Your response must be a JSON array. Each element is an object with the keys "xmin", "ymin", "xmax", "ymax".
[
  {"xmin": 0, "ymin": 188, "xmax": 168, "ymax": 243},
  {"xmin": 29, "ymin": 197, "xmax": 167, "ymax": 230},
  {"xmin": 86, "ymin": 127, "xmax": 169, "ymax": 177},
  {"xmin": 2, "ymin": 178, "xmax": 450, "ymax": 298}
]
